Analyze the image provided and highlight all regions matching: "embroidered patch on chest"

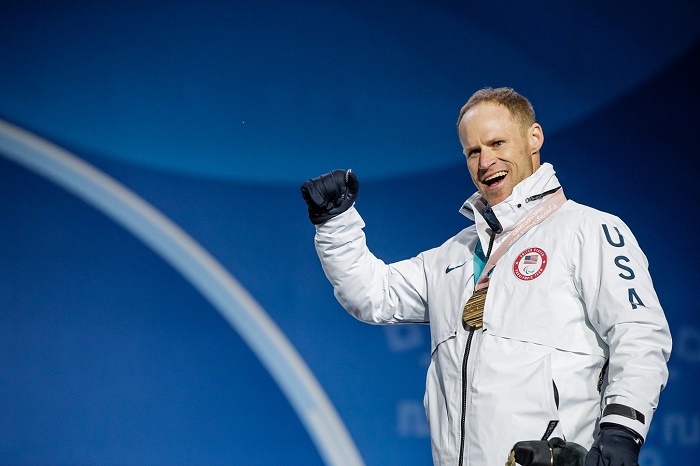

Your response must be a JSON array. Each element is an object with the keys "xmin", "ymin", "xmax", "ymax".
[{"xmin": 513, "ymin": 247, "xmax": 548, "ymax": 281}]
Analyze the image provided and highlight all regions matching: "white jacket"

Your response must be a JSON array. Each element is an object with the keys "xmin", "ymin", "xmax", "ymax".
[{"xmin": 314, "ymin": 163, "xmax": 671, "ymax": 465}]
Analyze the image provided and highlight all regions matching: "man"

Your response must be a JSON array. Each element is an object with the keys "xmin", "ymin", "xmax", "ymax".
[{"xmin": 301, "ymin": 88, "xmax": 671, "ymax": 465}]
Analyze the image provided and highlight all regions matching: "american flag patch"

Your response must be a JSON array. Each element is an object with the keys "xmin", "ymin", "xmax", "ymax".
[
  {"xmin": 514, "ymin": 247, "xmax": 548, "ymax": 281},
  {"xmin": 523, "ymin": 255, "xmax": 538, "ymax": 264}
]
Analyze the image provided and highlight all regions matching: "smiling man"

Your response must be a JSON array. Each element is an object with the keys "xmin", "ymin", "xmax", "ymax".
[
  {"xmin": 301, "ymin": 87, "xmax": 671, "ymax": 466},
  {"xmin": 459, "ymin": 93, "xmax": 542, "ymax": 207}
]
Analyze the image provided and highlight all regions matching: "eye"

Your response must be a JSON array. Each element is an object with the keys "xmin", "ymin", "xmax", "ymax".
[
  {"xmin": 466, "ymin": 148, "xmax": 480, "ymax": 158},
  {"xmin": 493, "ymin": 140, "xmax": 505, "ymax": 148}
]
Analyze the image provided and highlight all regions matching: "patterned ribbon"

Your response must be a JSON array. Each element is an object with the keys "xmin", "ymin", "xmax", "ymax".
[{"xmin": 463, "ymin": 188, "xmax": 567, "ymax": 328}]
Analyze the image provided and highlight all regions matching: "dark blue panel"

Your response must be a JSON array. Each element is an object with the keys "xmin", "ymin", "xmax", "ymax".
[{"xmin": 0, "ymin": 1, "xmax": 698, "ymax": 464}]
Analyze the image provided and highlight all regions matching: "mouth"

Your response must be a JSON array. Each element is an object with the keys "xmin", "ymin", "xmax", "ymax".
[{"xmin": 482, "ymin": 170, "xmax": 507, "ymax": 187}]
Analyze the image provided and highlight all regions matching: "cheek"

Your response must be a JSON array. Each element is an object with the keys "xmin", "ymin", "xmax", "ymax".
[{"xmin": 466, "ymin": 158, "xmax": 479, "ymax": 179}]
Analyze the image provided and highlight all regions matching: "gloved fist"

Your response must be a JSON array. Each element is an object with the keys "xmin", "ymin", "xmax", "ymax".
[
  {"xmin": 585, "ymin": 425, "xmax": 642, "ymax": 466},
  {"xmin": 301, "ymin": 169, "xmax": 359, "ymax": 224}
]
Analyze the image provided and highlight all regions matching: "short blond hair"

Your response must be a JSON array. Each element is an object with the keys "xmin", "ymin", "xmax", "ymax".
[{"xmin": 457, "ymin": 87, "xmax": 536, "ymax": 134}]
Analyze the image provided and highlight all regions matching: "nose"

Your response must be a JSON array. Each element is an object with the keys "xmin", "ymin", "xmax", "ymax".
[{"xmin": 478, "ymin": 147, "xmax": 497, "ymax": 171}]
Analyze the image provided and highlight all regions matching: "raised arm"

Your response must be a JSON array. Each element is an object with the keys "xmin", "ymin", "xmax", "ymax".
[{"xmin": 302, "ymin": 169, "xmax": 430, "ymax": 324}]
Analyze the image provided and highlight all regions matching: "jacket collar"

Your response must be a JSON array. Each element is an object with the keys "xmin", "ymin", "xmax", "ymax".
[{"xmin": 459, "ymin": 163, "xmax": 562, "ymax": 251}]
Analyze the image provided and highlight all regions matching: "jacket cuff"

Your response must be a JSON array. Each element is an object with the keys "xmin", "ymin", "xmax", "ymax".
[
  {"xmin": 314, "ymin": 205, "xmax": 360, "ymax": 232},
  {"xmin": 599, "ymin": 403, "xmax": 648, "ymax": 440}
]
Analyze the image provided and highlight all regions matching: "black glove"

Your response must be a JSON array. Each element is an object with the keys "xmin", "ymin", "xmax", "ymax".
[
  {"xmin": 508, "ymin": 437, "xmax": 587, "ymax": 466},
  {"xmin": 300, "ymin": 169, "xmax": 359, "ymax": 224},
  {"xmin": 585, "ymin": 425, "xmax": 642, "ymax": 466}
]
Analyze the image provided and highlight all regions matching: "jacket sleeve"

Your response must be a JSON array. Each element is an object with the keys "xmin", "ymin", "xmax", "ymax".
[
  {"xmin": 314, "ymin": 206, "xmax": 432, "ymax": 324},
  {"xmin": 571, "ymin": 211, "xmax": 672, "ymax": 440}
]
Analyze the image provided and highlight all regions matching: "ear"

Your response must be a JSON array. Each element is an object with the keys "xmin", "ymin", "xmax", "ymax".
[
  {"xmin": 529, "ymin": 123, "xmax": 544, "ymax": 153},
  {"xmin": 529, "ymin": 123, "xmax": 544, "ymax": 168}
]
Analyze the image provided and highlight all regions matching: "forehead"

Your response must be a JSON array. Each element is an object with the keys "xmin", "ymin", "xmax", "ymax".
[{"xmin": 458, "ymin": 103, "xmax": 519, "ymax": 144}]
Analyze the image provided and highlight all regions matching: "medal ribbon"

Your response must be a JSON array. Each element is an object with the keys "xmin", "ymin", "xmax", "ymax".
[{"xmin": 463, "ymin": 188, "xmax": 567, "ymax": 328}]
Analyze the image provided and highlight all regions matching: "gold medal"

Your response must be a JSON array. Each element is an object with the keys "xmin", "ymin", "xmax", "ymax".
[{"xmin": 463, "ymin": 286, "xmax": 487, "ymax": 329}]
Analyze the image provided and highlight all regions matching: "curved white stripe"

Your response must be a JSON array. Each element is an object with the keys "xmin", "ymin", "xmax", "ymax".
[{"xmin": 0, "ymin": 119, "xmax": 364, "ymax": 466}]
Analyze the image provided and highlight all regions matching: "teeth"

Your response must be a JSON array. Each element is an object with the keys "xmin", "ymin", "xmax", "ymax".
[{"xmin": 484, "ymin": 171, "xmax": 507, "ymax": 182}]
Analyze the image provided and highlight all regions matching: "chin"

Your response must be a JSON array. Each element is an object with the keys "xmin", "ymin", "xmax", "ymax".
[{"xmin": 486, "ymin": 194, "xmax": 507, "ymax": 206}]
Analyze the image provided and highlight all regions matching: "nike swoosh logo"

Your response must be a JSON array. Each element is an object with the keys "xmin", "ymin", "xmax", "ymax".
[{"xmin": 445, "ymin": 262, "xmax": 467, "ymax": 274}]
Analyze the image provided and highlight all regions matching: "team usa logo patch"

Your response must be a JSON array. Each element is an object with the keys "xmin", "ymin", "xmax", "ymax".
[{"xmin": 513, "ymin": 247, "xmax": 548, "ymax": 281}]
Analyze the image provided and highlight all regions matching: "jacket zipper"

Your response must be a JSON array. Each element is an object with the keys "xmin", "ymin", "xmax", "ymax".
[
  {"xmin": 459, "ymin": 227, "xmax": 495, "ymax": 464},
  {"xmin": 458, "ymin": 327, "xmax": 475, "ymax": 465}
]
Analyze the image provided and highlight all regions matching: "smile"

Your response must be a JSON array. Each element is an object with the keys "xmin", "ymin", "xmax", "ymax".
[{"xmin": 483, "ymin": 171, "xmax": 507, "ymax": 186}]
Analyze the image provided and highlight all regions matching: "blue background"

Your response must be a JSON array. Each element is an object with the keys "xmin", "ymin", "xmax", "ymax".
[{"xmin": 1, "ymin": 1, "xmax": 699, "ymax": 464}]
